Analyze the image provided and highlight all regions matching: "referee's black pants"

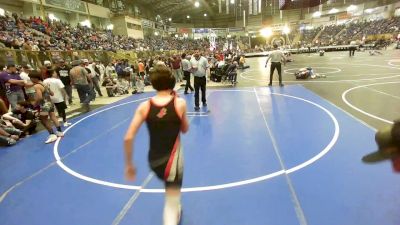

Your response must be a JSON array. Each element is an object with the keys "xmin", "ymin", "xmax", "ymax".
[
  {"xmin": 184, "ymin": 71, "xmax": 194, "ymax": 93},
  {"xmin": 194, "ymin": 76, "xmax": 206, "ymax": 107},
  {"xmin": 270, "ymin": 62, "xmax": 282, "ymax": 85}
]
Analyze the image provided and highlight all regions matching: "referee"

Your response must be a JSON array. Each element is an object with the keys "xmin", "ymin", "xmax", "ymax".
[
  {"xmin": 190, "ymin": 50, "xmax": 208, "ymax": 111},
  {"xmin": 266, "ymin": 44, "xmax": 286, "ymax": 87}
]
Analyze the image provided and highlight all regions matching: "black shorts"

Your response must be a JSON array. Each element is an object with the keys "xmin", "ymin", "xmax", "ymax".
[{"xmin": 54, "ymin": 102, "xmax": 67, "ymax": 113}]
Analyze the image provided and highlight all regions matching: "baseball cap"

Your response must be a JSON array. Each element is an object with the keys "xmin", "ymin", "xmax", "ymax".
[
  {"xmin": 44, "ymin": 60, "xmax": 51, "ymax": 65},
  {"xmin": 82, "ymin": 59, "xmax": 89, "ymax": 63},
  {"xmin": 362, "ymin": 126, "xmax": 400, "ymax": 163},
  {"xmin": 71, "ymin": 60, "xmax": 82, "ymax": 66}
]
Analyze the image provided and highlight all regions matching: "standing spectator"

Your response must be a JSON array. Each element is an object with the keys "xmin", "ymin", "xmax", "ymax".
[
  {"xmin": 90, "ymin": 61, "xmax": 103, "ymax": 97},
  {"xmin": 96, "ymin": 60, "xmax": 106, "ymax": 81},
  {"xmin": 170, "ymin": 55, "xmax": 182, "ymax": 82},
  {"xmin": 29, "ymin": 70, "xmax": 64, "ymax": 144},
  {"xmin": 55, "ymin": 59, "xmax": 72, "ymax": 105},
  {"xmin": 181, "ymin": 53, "xmax": 193, "ymax": 94},
  {"xmin": 19, "ymin": 65, "xmax": 36, "ymax": 102},
  {"xmin": 105, "ymin": 62, "xmax": 116, "ymax": 78},
  {"xmin": 44, "ymin": 69, "xmax": 71, "ymax": 127},
  {"xmin": 5, "ymin": 64, "xmax": 25, "ymax": 110},
  {"xmin": 190, "ymin": 50, "xmax": 208, "ymax": 111},
  {"xmin": 70, "ymin": 60, "xmax": 92, "ymax": 112},
  {"xmin": 138, "ymin": 60, "xmax": 145, "ymax": 78}
]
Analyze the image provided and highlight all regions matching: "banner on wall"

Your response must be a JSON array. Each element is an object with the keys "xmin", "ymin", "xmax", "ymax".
[
  {"xmin": 178, "ymin": 28, "xmax": 192, "ymax": 33},
  {"xmin": 228, "ymin": 27, "xmax": 245, "ymax": 32},
  {"xmin": 168, "ymin": 27, "xmax": 177, "ymax": 32},
  {"xmin": 45, "ymin": 0, "xmax": 87, "ymax": 13},
  {"xmin": 193, "ymin": 28, "xmax": 209, "ymax": 33},
  {"xmin": 141, "ymin": 19, "xmax": 154, "ymax": 28}
]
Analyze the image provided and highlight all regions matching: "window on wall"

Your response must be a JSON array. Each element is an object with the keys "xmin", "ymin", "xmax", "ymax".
[{"xmin": 127, "ymin": 22, "xmax": 142, "ymax": 30}]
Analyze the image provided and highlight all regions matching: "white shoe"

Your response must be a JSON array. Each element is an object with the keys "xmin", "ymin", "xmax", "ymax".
[
  {"xmin": 63, "ymin": 122, "xmax": 72, "ymax": 127},
  {"xmin": 56, "ymin": 131, "xmax": 64, "ymax": 137},
  {"xmin": 45, "ymin": 134, "xmax": 58, "ymax": 144}
]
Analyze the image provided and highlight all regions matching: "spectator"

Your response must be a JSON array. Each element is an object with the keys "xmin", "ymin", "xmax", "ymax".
[
  {"xmin": 2, "ymin": 101, "xmax": 37, "ymax": 136},
  {"xmin": 44, "ymin": 69, "xmax": 71, "ymax": 127}
]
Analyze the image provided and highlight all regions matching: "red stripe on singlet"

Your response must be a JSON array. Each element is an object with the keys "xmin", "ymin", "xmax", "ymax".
[{"xmin": 164, "ymin": 137, "xmax": 180, "ymax": 180}]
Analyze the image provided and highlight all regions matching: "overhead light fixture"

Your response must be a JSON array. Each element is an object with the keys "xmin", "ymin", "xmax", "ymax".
[
  {"xmin": 313, "ymin": 11, "xmax": 321, "ymax": 18},
  {"xmin": 154, "ymin": 31, "xmax": 159, "ymax": 36},
  {"xmin": 168, "ymin": 18, "xmax": 172, "ymax": 21},
  {"xmin": 283, "ymin": 26, "xmax": 290, "ymax": 34},
  {"xmin": 194, "ymin": 1, "xmax": 200, "ymax": 7},
  {"xmin": 80, "ymin": 19, "xmax": 91, "ymax": 28},
  {"xmin": 260, "ymin": 27, "xmax": 273, "ymax": 37},
  {"xmin": 106, "ymin": 24, "xmax": 114, "ymax": 30},
  {"xmin": 230, "ymin": 0, "xmax": 235, "ymax": 4},
  {"xmin": 329, "ymin": 8, "xmax": 338, "ymax": 14},
  {"xmin": 245, "ymin": 33, "xmax": 249, "ymax": 36},
  {"xmin": 187, "ymin": 15, "xmax": 190, "ymax": 19},
  {"xmin": 365, "ymin": 8, "xmax": 373, "ymax": 14},
  {"xmin": 204, "ymin": 13, "xmax": 207, "ymax": 17},
  {"xmin": 347, "ymin": 5, "xmax": 357, "ymax": 12},
  {"xmin": 48, "ymin": 13, "xmax": 59, "ymax": 21}
]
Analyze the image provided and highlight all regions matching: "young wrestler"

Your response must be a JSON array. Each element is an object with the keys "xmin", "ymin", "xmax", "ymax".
[
  {"xmin": 124, "ymin": 65, "xmax": 189, "ymax": 225},
  {"xmin": 29, "ymin": 70, "xmax": 64, "ymax": 144}
]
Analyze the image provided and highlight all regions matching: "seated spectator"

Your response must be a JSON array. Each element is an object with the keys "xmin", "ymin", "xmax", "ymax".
[
  {"xmin": 2, "ymin": 101, "xmax": 37, "ymax": 136},
  {"xmin": 0, "ymin": 125, "xmax": 21, "ymax": 146}
]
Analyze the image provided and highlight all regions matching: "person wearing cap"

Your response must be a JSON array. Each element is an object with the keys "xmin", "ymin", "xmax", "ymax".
[
  {"xmin": 55, "ymin": 59, "xmax": 72, "ymax": 105},
  {"xmin": 362, "ymin": 120, "xmax": 400, "ymax": 172},
  {"xmin": 70, "ymin": 60, "xmax": 92, "ymax": 112},
  {"xmin": 19, "ymin": 65, "xmax": 36, "ymax": 102},
  {"xmin": 41, "ymin": 60, "xmax": 52, "ymax": 80},
  {"xmin": 3, "ymin": 64, "xmax": 25, "ymax": 110}
]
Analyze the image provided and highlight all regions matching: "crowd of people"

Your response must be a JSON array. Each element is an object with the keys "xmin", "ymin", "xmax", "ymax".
[
  {"xmin": 0, "ymin": 47, "xmax": 246, "ymax": 146},
  {"xmin": 301, "ymin": 17, "xmax": 400, "ymax": 47},
  {"xmin": 0, "ymin": 14, "xmax": 244, "ymax": 52}
]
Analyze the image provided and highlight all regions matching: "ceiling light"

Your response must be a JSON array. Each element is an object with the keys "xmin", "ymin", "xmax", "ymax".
[
  {"xmin": 260, "ymin": 27, "xmax": 272, "ymax": 37},
  {"xmin": 283, "ymin": 26, "xmax": 290, "ymax": 34},
  {"xmin": 187, "ymin": 15, "xmax": 190, "ymax": 19},
  {"xmin": 365, "ymin": 8, "xmax": 373, "ymax": 14},
  {"xmin": 230, "ymin": 0, "xmax": 235, "ymax": 4},
  {"xmin": 313, "ymin": 11, "xmax": 321, "ymax": 18},
  {"xmin": 168, "ymin": 18, "xmax": 172, "ymax": 21},
  {"xmin": 347, "ymin": 5, "xmax": 357, "ymax": 12},
  {"xmin": 204, "ymin": 13, "xmax": 207, "ymax": 17},
  {"xmin": 194, "ymin": 1, "xmax": 200, "ymax": 7},
  {"xmin": 106, "ymin": 24, "xmax": 114, "ymax": 30},
  {"xmin": 329, "ymin": 8, "xmax": 338, "ymax": 14}
]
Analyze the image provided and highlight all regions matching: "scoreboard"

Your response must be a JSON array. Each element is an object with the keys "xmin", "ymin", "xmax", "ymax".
[{"xmin": 279, "ymin": 0, "xmax": 328, "ymax": 10}]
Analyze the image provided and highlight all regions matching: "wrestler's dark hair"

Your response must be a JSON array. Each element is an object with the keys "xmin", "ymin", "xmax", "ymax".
[
  {"xmin": 28, "ymin": 70, "xmax": 43, "ymax": 81},
  {"xmin": 149, "ymin": 65, "xmax": 175, "ymax": 91},
  {"xmin": 392, "ymin": 120, "xmax": 400, "ymax": 148}
]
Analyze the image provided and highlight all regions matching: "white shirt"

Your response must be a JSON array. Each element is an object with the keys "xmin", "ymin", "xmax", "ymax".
[
  {"xmin": 267, "ymin": 50, "xmax": 285, "ymax": 63},
  {"xmin": 106, "ymin": 65, "xmax": 115, "ymax": 77},
  {"xmin": 43, "ymin": 78, "xmax": 65, "ymax": 103},
  {"xmin": 181, "ymin": 59, "xmax": 191, "ymax": 72},
  {"xmin": 19, "ymin": 72, "xmax": 35, "ymax": 94},
  {"xmin": 190, "ymin": 56, "xmax": 208, "ymax": 77}
]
